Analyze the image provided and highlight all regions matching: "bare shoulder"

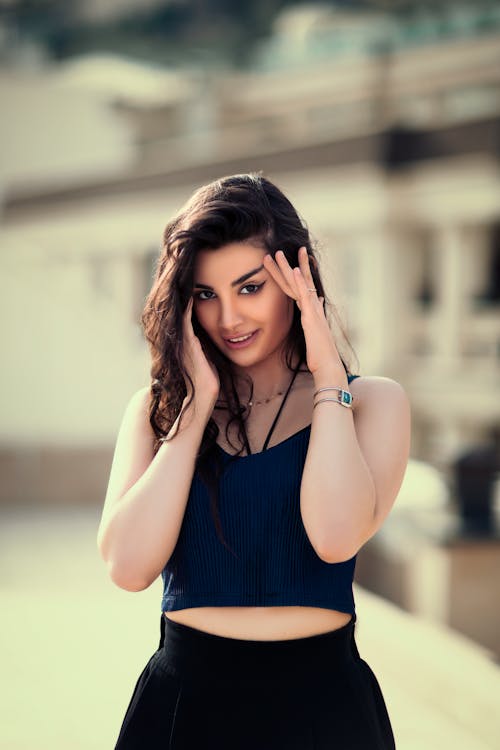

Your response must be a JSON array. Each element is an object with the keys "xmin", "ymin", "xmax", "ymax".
[
  {"xmin": 113, "ymin": 384, "xmax": 156, "ymax": 442},
  {"xmin": 130, "ymin": 384, "xmax": 154, "ymax": 423},
  {"xmin": 350, "ymin": 375, "xmax": 409, "ymax": 413}
]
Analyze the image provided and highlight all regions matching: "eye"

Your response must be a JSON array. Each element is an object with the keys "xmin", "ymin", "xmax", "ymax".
[
  {"xmin": 195, "ymin": 290, "xmax": 215, "ymax": 301},
  {"xmin": 240, "ymin": 282, "xmax": 264, "ymax": 295},
  {"xmin": 194, "ymin": 281, "xmax": 266, "ymax": 302}
]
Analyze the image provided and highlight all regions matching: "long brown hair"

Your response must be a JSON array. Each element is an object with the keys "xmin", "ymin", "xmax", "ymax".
[{"xmin": 141, "ymin": 172, "xmax": 359, "ymax": 554}]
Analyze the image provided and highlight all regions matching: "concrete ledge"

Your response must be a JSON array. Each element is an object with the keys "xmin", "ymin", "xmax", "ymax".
[
  {"xmin": 355, "ymin": 509, "xmax": 500, "ymax": 659},
  {"xmin": 0, "ymin": 444, "xmax": 112, "ymax": 506}
]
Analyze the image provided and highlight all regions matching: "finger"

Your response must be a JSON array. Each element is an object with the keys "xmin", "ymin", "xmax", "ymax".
[
  {"xmin": 183, "ymin": 297, "xmax": 196, "ymax": 339},
  {"xmin": 183, "ymin": 297, "xmax": 192, "ymax": 328},
  {"xmin": 274, "ymin": 250, "xmax": 300, "ymax": 296},
  {"xmin": 293, "ymin": 265, "xmax": 319, "ymax": 307},
  {"xmin": 298, "ymin": 246, "xmax": 316, "ymax": 290},
  {"xmin": 263, "ymin": 253, "xmax": 296, "ymax": 297},
  {"xmin": 264, "ymin": 255, "xmax": 292, "ymax": 294},
  {"xmin": 184, "ymin": 296, "xmax": 193, "ymax": 317}
]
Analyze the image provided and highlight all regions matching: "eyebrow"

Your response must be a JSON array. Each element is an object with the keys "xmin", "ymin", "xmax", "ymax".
[{"xmin": 193, "ymin": 264, "xmax": 264, "ymax": 291}]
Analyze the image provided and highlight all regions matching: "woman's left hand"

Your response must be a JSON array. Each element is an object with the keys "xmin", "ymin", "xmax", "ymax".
[{"xmin": 263, "ymin": 246, "xmax": 345, "ymax": 380}]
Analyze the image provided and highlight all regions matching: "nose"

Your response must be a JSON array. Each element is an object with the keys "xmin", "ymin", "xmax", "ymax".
[{"xmin": 218, "ymin": 296, "xmax": 245, "ymax": 333}]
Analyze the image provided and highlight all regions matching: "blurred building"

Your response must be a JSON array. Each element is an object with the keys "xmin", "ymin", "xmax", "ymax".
[{"xmin": 1, "ymin": 3, "xmax": 499, "ymax": 649}]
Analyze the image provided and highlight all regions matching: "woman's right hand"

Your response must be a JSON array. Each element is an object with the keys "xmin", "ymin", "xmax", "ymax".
[{"xmin": 182, "ymin": 296, "xmax": 220, "ymax": 411}]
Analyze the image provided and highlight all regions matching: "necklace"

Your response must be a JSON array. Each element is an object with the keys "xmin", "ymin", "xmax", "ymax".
[
  {"xmin": 248, "ymin": 389, "xmax": 286, "ymax": 407},
  {"xmin": 214, "ymin": 386, "xmax": 287, "ymax": 409},
  {"xmin": 215, "ymin": 357, "xmax": 304, "ymax": 456},
  {"xmin": 215, "ymin": 363, "xmax": 302, "ymax": 410},
  {"xmin": 248, "ymin": 367, "xmax": 302, "ymax": 407}
]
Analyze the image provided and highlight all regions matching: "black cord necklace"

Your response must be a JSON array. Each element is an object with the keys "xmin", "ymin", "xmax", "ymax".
[{"xmin": 243, "ymin": 355, "xmax": 304, "ymax": 455}]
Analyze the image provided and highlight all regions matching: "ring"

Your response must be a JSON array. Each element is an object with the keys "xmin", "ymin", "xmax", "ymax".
[{"xmin": 307, "ymin": 288, "xmax": 316, "ymax": 292}]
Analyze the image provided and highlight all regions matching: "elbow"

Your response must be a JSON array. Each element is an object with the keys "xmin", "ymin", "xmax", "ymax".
[
  {"xmin": 313, "ymin": 537, "xmax": 360, "ymax": 564},
  {"xmin": 107, "ymin": 560, "xmax": 153, "ymax": 592},
  {"xmin": 304, "ymin": 522, "xmax": 359, "ymax": 564},
  {"xmin": 97, "ymin": 535, "xmax": 167, "ymax": 592},
  {"xmin": 316, "ymin": 524, "xmax": 377, "ymax": 562},
  {"xmin": 96, "ymin": 529, "xmax": 155, "ymax": 591},
  {"xmin": 316, "ymin": 548, "xmax": 358, "ymax": 564}
]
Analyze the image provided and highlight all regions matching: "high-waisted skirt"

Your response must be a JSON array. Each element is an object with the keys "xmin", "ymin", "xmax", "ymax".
[{"xmin": 114, "ymin": 612, "xmax": 396, "ymax": 750}]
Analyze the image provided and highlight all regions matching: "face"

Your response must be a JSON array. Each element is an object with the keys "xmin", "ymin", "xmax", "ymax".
[{"xmin": 192, "ymin": 242, "xmax": 294, "ymax": 368}]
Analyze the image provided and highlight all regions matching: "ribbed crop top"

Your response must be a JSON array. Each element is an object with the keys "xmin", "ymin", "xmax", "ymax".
[{"xmin": 161, "ymin": 371, "xmax": 360, "ymax": 615}]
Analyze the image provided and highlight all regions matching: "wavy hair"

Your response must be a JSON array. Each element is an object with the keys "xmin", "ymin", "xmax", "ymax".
[{"xmin": 141, "ymin": 172, "xmax": 359, "ymax": 555}]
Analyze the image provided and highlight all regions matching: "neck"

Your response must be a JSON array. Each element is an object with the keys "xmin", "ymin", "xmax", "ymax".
[{"xmin": 231, "ymin": 347, "xmax": 303, "ymax": 403}]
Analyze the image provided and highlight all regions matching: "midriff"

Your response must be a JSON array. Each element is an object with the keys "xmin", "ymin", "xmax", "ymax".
[{"xmin": 164, "ymin": 606, "xmax": 352, "ymax": 641}]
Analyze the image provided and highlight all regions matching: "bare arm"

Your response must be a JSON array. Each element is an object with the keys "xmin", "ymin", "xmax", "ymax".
[
  {"xmin": 300, "ymin": 369, "xmax": 411, "ymax": 563},
  {"xmin": 96, "ymin": 387, "xmax": 214, "ymax": 591},
  {"xmin": 260, "ymin": 246, "xmax": 411, "ymax": 564}
]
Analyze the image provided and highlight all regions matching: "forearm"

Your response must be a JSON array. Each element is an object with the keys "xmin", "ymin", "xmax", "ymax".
[
  {"xmin": 300, "ymin": 367, "xmax": 376, "ymax": 562},
  {"xmin": 99, "ymin": 397, "xmax": 212, "ymax": 590}
]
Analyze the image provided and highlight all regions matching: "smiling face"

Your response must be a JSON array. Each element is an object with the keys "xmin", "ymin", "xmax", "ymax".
[{"xmin": 192, "ymin": 241, "xmax": 294, "ymax": 371}]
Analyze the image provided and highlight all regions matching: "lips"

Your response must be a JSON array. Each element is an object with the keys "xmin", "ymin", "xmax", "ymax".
[
  {"xmin": 224, "ymin": 331, "xmax": 255, "ymax": 342},
  {"xmin": 223, "ymin": 329, "xmax": 259, "ymax": 349}
]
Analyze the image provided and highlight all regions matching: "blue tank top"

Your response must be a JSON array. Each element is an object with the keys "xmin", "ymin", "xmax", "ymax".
[{"xmin": 161, "ymin": 369, "xmax": 360, "ymax": 614}]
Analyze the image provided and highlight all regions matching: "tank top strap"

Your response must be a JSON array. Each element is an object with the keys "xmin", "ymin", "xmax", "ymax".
[{"xmin": 261, "ymin": 357, "xmax": 304, "ymax": 453}]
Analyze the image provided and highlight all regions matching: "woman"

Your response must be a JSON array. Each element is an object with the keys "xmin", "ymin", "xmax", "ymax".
[{"xmin": 97, "ymin": 173, "xmax": 411, "ymax": 749}]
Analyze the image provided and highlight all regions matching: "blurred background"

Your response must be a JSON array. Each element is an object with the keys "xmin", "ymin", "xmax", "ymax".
[{"xmin": 1, "ymin": 1, "xmax": 500, "ymax": 748}]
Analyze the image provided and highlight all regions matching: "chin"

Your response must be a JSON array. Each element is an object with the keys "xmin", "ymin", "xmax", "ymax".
[{"xmin": 224, "ymin": 344, "xmax": 266, "ymax": 365}]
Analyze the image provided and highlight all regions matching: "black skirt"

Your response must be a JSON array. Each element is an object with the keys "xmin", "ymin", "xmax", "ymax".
[{"xmin": 114, "ymin": 612, "xmax": 396, "ymax": 750}]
